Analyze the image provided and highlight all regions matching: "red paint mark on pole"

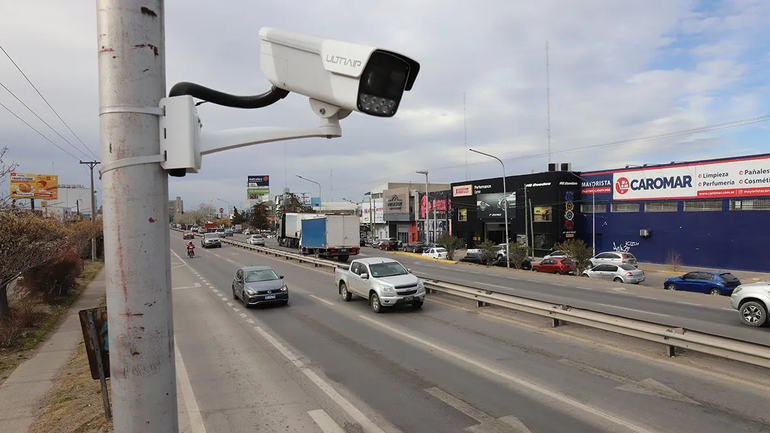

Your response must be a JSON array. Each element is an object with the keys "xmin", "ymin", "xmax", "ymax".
[
  {"xmin": 99, "ymin": 47, "xmax": 114, "ymax": 53},
  {"xmin": 148, "ymin": 217, "xmax": 155, "ymax": 223}
]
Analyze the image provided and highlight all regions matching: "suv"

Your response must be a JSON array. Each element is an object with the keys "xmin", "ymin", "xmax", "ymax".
[
  {"xmin": 533, "ymin": 257, "xmax": 576, "ymax": 275},
  {"xmin": 378, "ymin": 238, "xmax": 399, "ymax": 251},
  {"xmin": 730, "ymin": 282, "xmax": 769, "ymax": 327},
  {"xmin": 590, "ymin": 251, "xmax": 638, "ymax": 268},
  {"xmin": 201, "ymin": 233, "xmax": 222, "ymax": 248}
]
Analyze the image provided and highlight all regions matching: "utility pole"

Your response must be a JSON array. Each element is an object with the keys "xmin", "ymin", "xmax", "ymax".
[
  {"xmin": 416, "ymin": 170, "xmax": 429, "ymax": 244},
  {"xmin": 529, "ymin": 198, "xmax": 535, "ymax": 255},
  {"xmin": 96, "ymin": 1, "xmax": 177, "ymax": 431},
  {"xmin": 433, "ymin": 198, "xmax": 437, "ymax": 242},
  {"xmin": 524, "ymin": 186, "xmax": 529, "ymax": 255},
  {"xmin": 80, "ymin": 160, "xmax": 100, "ymax": 261}
]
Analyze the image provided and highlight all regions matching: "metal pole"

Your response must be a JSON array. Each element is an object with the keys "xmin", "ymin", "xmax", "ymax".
[
  {"xmin": 296, "ymin": 175, "xmax": 321, "ymax": 209},
  {"xmin": 97, "ymin": 1, "xmax": 177, "ymax": 431},
  {"xmin": 370, "ymin": 194, "xmax": 374, "ymax": 242},
  {"xmin": 592, "ymin": 189, "xmax": 596, "ymax": 256},
  {"xmin": 416, "ymin": 171, "xmax": 429, "ymax": 244},
  {"xmin": 81, "ymin": 161, "xmax": 100, "ymax": 261},
  {"xmin": 524, "ymin": 186, "xmax": 528, "ymax": 255},
  {"xmin": 529, "ymin": 198, "xmax": 535, "ymax": 256},
  {"xmin": 469, "ymin": 149, "xmax": 509, "ymax": 268},
  {"xmin": 433, "ymin": 198, "xmax": 437, "ymax": 242}
]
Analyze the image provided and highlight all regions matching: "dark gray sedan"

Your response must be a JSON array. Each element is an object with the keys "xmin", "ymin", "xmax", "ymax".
[{"xmin": 232, "ymin": 266, "xmax": 289, "ymax": 308}]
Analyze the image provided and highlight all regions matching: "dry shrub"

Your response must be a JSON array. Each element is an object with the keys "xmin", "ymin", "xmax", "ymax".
[
  {"xmin": 21, "ymin": 250, "xmax": 83, "ymax": 303},
  {"xmin": 665, "ymin": 250, "xmax": 683, "ymax": 271},
  {"xmin": 0, "ymin": 319, "xmax": 23, "ymax": 348},
  {"xmin": 12, "ymin": 290, "xmax": 45, "ymax": 328}
]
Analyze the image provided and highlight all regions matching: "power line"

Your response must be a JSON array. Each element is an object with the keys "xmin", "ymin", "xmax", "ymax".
[
  {"xmin": 0, "ymin": 100, "xmax": 81, "ymax": 161},
  {"xmin": 0, "ymin": 45, "xmax": 99, "ymax": 159},
  {"xmin": 0, "ymin": 81, "xmax": 93, "ymax": 160}
]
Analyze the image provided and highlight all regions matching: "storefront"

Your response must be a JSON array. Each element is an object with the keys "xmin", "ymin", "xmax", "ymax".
[
  {"xmin": 451, "ymin": 171, "xmax": 582, "ymax": 256},
  {"xmin": 382, "ymin": 187, "xmax": 419, "ymax": 244},
  {"xmin": 579, "ymin": 153, "xmax": 770, "ymax": 272},
  {"xmin": 420, "ymin": 190, "xmax": 451, "ymax": 243}
]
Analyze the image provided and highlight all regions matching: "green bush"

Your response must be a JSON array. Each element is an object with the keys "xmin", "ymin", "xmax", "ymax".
[
  {"xmin": 552, "ymin": 239, "xmax": 593, "ymax": 273},
  {"xmin": 437, "ymin": 233, "xmax": 465, "ymax": 260},
  {"xmin": 478, "ymin": 240, "xmax": 499, "ymax": 265}
]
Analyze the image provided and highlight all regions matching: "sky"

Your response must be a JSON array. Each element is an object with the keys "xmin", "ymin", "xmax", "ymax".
[{"xmin": 1, "ymin": 0, "xmax": 769, "ymax": 212}]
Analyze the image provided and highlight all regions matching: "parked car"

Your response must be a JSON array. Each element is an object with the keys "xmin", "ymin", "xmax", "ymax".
[
  {"xmin": 246, "ymin": 234, "xmax": 266, "ymax": 246},
  {"xmin": 378, "ymin": 238, "xmax": 400, "ymax": 251},
  {"xmin": 334, "ymin": 257, "xmax": 425, "ymax": 313},
  {"xmin": 663, "ymin": 271, "xmax": 741, "ymax": 295},
  {"xmin": 232, "ymin": 266, "xmax": 288, "ymax": 308},
  {"xmin": 182, "ymin": 231, "xmax": 195, "ymax": 240},
  {"xmin": 532, "ymin": 257, "xmax": 576, "ymax": 275},
  {"xmin": 402, "ymin": 242, "xmax": 427, "ymax": 253},
  {"xmin": 590, "ymin": 251, "xmax": 638, "ymax": 268},
  {"xmin": 243, "ymin": 229, "xmax": 251, "ymax": 235},
  {"xmin": 215, "ymin": 229, "xmax": 225, "ymax": 238},
  {"xmin": 423, "ymin": 247, "xmax": 449, "ymax": 260},
  {"xmin": 543, "ymin": 250, "xmax": 567, "ymax": 260},
  {"xmin": 460, "ymin": 251, "xmax": 489, "ymax": 265},
  {"xmin": 730, "ymin": 282, "xmax": 769, "ymax": 327},
  {"xmin": 493, "ymin": 255, "xmax": 532, "ymax": 270},
  {"xmin": 201, "ymin": 232, "xmax": 221, "ymax": 248},
  {"xmin": 581, "ymin": 264, "xmax": 645, "ymax": 284},
  {"xmin": 224, "ymin": 228, "xmax": 234, "ymax": 237}
]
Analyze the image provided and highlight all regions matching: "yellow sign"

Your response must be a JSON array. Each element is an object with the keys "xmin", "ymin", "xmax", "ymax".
[{"xmin": 9, "ymin": 173, "xmax": 58, "ymax": 199}]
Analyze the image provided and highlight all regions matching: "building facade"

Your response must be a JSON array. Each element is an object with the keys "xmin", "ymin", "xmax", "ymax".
[
  {"xmin": 169, "ymin": 196, "xmax": 184, "ymax": 218},
  {"xmin": 579, "ymin": 153, "xmax": 770, "ymax": 272}
]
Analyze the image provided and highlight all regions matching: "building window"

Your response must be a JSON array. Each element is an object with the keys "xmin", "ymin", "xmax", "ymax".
[
  {"xmin": 730, "ymin": 199, "xmax": 770, "ymax": 211},
  {"xmin": 644, "ymin": 201, "xmax": 678, "ymax": 212},
  {"xmin": 683, "ymin": 200, "xmax": 722, "ymax": 212},
  {"xmin": 458, "ymin": 208, "xmax": 468, "ymax": 222},
  {"xmin": 611, "ymin": 202, "xmax": 640, "ymax": 213},
  {"xmin": 533, "ymin": 206, "xmax": 552, "ymax": 222},
  {"xmin": 534, "ymin": 233, "xmax": 554, "ymax": 250},
  {"xmin": 580, "ymin": 204, "xmax": 606, "ymax": 213}
]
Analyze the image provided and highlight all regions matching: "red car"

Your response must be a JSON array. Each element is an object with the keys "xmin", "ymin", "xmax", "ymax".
[
  {"xmin": 532, "ymin": 257, "xmax": 576, "ymax": 275},
  {"xmin": 183, "ymin": 231, "xmax": 195, "ymax": 240},
  {"xmin": 378, "ymin": 238, "xmax": 400, "ymax": 251}
]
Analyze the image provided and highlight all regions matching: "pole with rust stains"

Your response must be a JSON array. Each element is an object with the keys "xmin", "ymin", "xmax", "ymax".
[{"xmin": 96, "ymin": 1, "xmax": 177, "ymax": 431}]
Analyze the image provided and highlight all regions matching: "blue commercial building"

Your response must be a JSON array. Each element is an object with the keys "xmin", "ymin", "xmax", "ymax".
[{"xmin": 579, "ymin": 153, "xmax": 770, "ymax": 272}]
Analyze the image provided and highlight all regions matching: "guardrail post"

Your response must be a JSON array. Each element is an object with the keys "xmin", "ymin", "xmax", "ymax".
[
  {"xmin": 552, "ymin": 318, "xmax": 561, "ymax": 327},
  {"xmin": 476, "ymin": 299, "xmax": 486, "ymax": 307}
]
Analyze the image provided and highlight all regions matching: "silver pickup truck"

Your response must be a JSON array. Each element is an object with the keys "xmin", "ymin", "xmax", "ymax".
[{"xmin": 334, "ymin": 257, "xmax": 426, "ymax": 313}]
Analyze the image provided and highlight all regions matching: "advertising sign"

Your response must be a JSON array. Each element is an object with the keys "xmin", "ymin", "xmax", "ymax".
[
  {"xmin": 383, "ymin": 187, "xmax": 409, "ymax": 214},
  {"xmin": 477, "ymin": 192, "xmax": 515, "ymax": 220},
  {"xmin": 453, "ymin": 184, "xmax": 473, "ymax": 197},
  {"xmin": 247, "ymin": 175, "xmax": 270, "ymax": 198},
  {"xmin": 533, "ymin": 206, "xmax": 552, "ymax": 222},
  {"xmin": 361, "ymin": 198, "xmax": 384, "ymax": 224},
  {"xmin": 9, "ymin": 173, "xmax": 58, "ymax": 199}
]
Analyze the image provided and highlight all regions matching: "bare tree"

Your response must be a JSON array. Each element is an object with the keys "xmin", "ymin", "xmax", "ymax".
[
  {"xmin": 0, "ymin": 212, "xmax": 71, "ymax": 319},
  {"xmin": 197, "ymin": 203, "xmax": 216, "ymax": 221},
  {"xmin": 0, "ymin": 147, "xmax": 19, "ymax": 210}
]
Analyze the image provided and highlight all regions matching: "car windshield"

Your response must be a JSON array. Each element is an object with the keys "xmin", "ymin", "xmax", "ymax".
[
  {"xmin": 619, "ymin": 264, "xmax": 636, "ymax": 271},
  {"xmin": 720, "ymin": 273, "xmax": 739, "ymax": 282},
  {"xmin": 369, "ymin": 262, "xmax": 408, "ymax": 278},
  {"xmin": 244, "ymin": 269, "xmax": 279, "ymax": 283},
  {"xmin": 435, "ymin": 248, "xmax": 447, "ymax": 253},
  {"xmin": 204, "ymin": 234, "xmax": 218, "ymax": 239}
]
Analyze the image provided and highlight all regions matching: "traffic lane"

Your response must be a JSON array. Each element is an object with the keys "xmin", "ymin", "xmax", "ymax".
[
  {"xmin": 170, "ymin": 252, "xmax": 335, "ymax": 433},
  {"xmin": 179, "ymin": 238, "xmax": 626, "ymax": 432},
  {"xmin": 178, "ymin": 237, "xmax": 769, "ymax": 433},
  {"xmin": 396, "ymin": 256, "xmax": 770, "ymax": 344}
]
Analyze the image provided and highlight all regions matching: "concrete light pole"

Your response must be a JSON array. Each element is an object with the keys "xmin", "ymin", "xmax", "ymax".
[
  {"xmin": 296, "ymin": 175, "xmax": 321, "ymax": 208},
  {"xmin": 416, "ymin": 170, "xmax": 429, "ymax": 244},
  {"xmin": 96, "ymin": 1, "xmax": 177, "ymax": 431},
  {"xmin": 469, "ymin": 149, "xmax": 510, "ymax": 268}
]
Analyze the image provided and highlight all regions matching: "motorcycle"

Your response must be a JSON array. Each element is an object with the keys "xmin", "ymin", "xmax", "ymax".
[{"xmin": 187, "ymin": 247, "xmax": 195, "ymax": 258}]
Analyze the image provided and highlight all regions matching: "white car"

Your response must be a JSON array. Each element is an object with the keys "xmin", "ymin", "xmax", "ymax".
[
  {"xmin": 423, "ymin": 247, "xmax": 449, "ymax": 260},
  {"xmin": 543, "ymin": 250, "xmax": 567, "ymax": 260},
  {"xmin": 246, "ymin": 235, "xmax": 266, "ymax": 246},
  {"xmin": 730, "ymin": 282, "xmax": 770, "ymax": 327}
]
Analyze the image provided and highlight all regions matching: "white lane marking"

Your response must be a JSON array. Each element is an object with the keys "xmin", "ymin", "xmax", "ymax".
[
  {"xmin": 170, "ymin": 249, "xmax": 189, "ymax": 267},
  {"xmin": 636, "ymin": 296, "xmax": 658, "ymax": 300},
  {"xmin": 230, "ymin": 252, "xmax": 239, "ymax": 256},
  {"xmin": 253, "ymin": 326, "xmax": 386, "ymax": 433},
  {"xmin": 357, "ymin": 315, "xmax": 655, "ymax": 433},
  {"xmin": 233, "ymin": 308, "xmax": 241, "ymax": 312},
  {"xmin": 595, "ymin": 303, "xmax": 670, "ymax": 317},
  {"xmin": 239, "ymin": 313, "xmax": 248, "ymax": 318},
  {"xmin": 308, "ymin": 409, "xmax": 345, "ymax": 433},
  {"xmin": 246, "ymin": 319, "xmax": 255, "ymax": 324},
  {"xmin": 576, "ymin": 286, "xmax": 594, "ymax": 291},
  {"xmin": 552, "ymin": 283, "xmax": 568, "ymax": 287},
  {"xmin": 227, "ymin": 302, "xmax": 234, "ymax": 307},
  {"xmin": 175, "ymin": 340, "xmax": 207, "ymax": 433},
  {"xmin": 426, "ymin": 387, "xmax": 493, "ymax": 423},
  {"xmin": 309, "ymin": 294, "xmax": 335, "ymax": 306},
  {"xmin": 226, "ymin": 259, "xmax": 235, "ymax": 263},
  {"xmin": 212, "ymin": 289, "xmax": 219, "ymax": 293},
  {"xmin": 172, "ymin": 283, "xmax": 202, "ymax": 291},
  {"xmin": 201, "ymin": 279, "xmax": 208, "ymax": 283}
]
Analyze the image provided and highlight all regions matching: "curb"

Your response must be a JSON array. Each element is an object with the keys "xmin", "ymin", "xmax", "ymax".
[
  {"xmin": 389, "ymin": 250, "xmax": 458, "ymax": 264},
  {"xmin": 640, "ymin": 268, "xmax": 682, "ymax": 275}
]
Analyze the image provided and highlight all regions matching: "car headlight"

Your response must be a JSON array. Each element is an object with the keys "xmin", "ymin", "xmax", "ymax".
[
  {"xmin": 417, "ymin": 280, "xmax": 424, "ymax": 290},
  {"xmin": 280, "ymin": 285, "xmax": 288, "ymax": 292},
  {"xmin": 380, "ymin": 284, "xmax": 395, "ymax": 294},
  {"xmin": 732, "ymin": 287, "xmax": 742, "ymax": 295},
  {"xmin": 246, "ymin": 289, "xmax": 256, "ymax": 296}
]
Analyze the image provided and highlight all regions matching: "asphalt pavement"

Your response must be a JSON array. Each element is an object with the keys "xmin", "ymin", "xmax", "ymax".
[
  {"xmin": 225, "ymin": 233, "xmax": 770, "ymax": 346},
  {"xmin": 171, "ymin": 233, "xmax": 770, "ymax": 432}
]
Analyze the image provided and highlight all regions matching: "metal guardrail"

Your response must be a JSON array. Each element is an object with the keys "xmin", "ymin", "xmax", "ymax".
[{"xmin": 172, "ymin": 228, "xmax": 770, "ymax": 369}]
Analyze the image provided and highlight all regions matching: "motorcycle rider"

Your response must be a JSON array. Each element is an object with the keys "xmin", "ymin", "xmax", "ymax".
[{"xmin": 187, "ymin": 241, "xmax": 195, "ymax": 257}]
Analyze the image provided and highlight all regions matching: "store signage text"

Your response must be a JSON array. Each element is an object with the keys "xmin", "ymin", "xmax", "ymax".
[{"xmin": 453, "ymin": 184, "xmax": 473, "ymax": 197}]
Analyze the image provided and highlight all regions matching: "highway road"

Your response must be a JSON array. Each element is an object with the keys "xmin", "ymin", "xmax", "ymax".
[
  {"xmin": 171, "ymin": 233, "xmax": 769, "ymax": 432},
  {"xmin": 225, "ymin": 233, "xmax": 770, "ymax": 346}
]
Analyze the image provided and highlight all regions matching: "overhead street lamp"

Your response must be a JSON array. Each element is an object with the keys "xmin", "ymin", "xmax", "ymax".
[
  {"xmin": 216, "ymin": 198, "xmax": 231, "ymax": 218},
  {"xmin": 469, "ymin": 149, "xmax": 510, "ymax": 268},
  {"xmin": 296, "ymin": 175, "xmax": 322, "ymax": 208},
  {"xmin": 416, "ymin": 170, "xmax": 429, "ymax": 244}
]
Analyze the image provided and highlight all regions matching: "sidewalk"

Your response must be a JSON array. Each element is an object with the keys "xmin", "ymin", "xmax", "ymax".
[{"xmin": 0, "ymin": 269, "xmax": 106, "ymax": 432}]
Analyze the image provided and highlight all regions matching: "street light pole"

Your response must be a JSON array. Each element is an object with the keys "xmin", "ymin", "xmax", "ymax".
[
  {"xmin": 416, "ymin": 170, "xmax": 429, "ymax": 244},
  {"xmin": 469, "ymin": 149, "xmax": 510, "ymax": 268},
  {"xmin": 216, "ymin": 198, "xmax": 231, "ymax": 219},
  {"xmin": 296, "ymin": 175, "xmax": 322, "ymax": 209}
]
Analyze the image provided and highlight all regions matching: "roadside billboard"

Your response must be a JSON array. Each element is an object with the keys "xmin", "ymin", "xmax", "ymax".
[
  {"xmin": 9, "ymin": 173, "xmax": 58, "ymax": 199},
  {"xmin": 361, "ymin": 198, "xmax": 384, "ymax": 224},
  {"xmin": 476, "ymin": 192, "xmax": 515, "ymax": 220},
  {"xmin": 383, "ymin": 187, "xmax": 410, "ymax": 214},
  {"xmin": 247, "ymin": 175, "xmax": 269, "ymax": 199}
]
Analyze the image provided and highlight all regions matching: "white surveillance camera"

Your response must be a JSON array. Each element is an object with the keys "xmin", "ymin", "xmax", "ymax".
[{"xmin": 259, "ymin": 27, "xmax": 420, "ymax": 118}]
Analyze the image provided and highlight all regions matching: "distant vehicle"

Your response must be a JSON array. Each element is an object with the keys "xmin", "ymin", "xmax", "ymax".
[
  {"xmin": 197, "ymin": 227, "xmax": 206, "ymax": 234},
  {"xmin": 543, "ymin": 250, "xmax": 567, "ymax": 260},
  {"xmin": 378, "ymin": 238, "xmax": 399, "ymax": 251},
  {"xmin": 664, "ymin": 271, "xmax": 741, "ymax": 295},
  {"xmin": 590, "ymin": 251, "xmax": 638, "ymax": 268},
  {"xmin": 730, "ymin": 282, "xmax": 769, "ymax": 327},
  {"xmin": 402, "ymin": 242, "xmax": 427, "ymax": 253},
  {"xmin": 280, "ymin": 213, "xmax": 325, "ymax": 248},
  {"xmin": 493, "ymin": 255, "xmax": 532, "ymax": 270},
  {"xmin": 246, "ymin": 234, "xmax": 266, "ymax": 246},
  {"xmin": 243, "ymin": 228, "xmax": 251, "ymax": 236},
  {"xmin": 422, "ymin": 247, "xmax": 448, "ymax": 260},
  {"xmin": 581, "ymin": 264, "xmax": 645, "ymax": 284},
  {"xmin": 334, "ymin": 257, "xmax": 425, "ymax": 313},
  {"xmin": 532, "ymin": 258, "xmax": 576, "ymax": 275},
  {"xmin": 224, "ymin": 228, "xmax": 234, "ymax": 237},
  {"xmin": 299, "ymin": 215, "xmax": 360, "ymax": 262},
  {"xmin": 460, "ymin": 251, "xmax": 488, "ymax": 265},
  {"xmin": 182, "ymin": 231, "xmax": 195, "ymax": 240},
  {"xmin": 201, "ymin": 232, "xmax": 221, "ymax": 248},
  {"xmin": 466, "ymin": 243, "xmax": 507, "ymax": 258},
  {"xmin": 205, "ymin": 222, "xmax": 215, "ymax": 232},
  {"xmin": 234, "ymin": 224, "xmax": 243, "ymax": 233},
  {"xmin": 232, "ymin": 266, "xmax": 288, "ymax": 308}
]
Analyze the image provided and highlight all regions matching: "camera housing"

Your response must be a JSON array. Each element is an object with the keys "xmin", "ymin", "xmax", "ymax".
[{"xmin": 259, "ymin": 27, "xmax": 420, "ymax": 118}]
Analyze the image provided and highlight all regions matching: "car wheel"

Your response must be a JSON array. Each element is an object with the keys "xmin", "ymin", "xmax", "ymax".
[
  {"xmin": 412, "ymin": 300, "xmax": 424, "ymax": 309},
  {"xmin": 340, "ymin": 283, "xmax": 352, "ymax": 302},
  {"xmin": 232, "ymin": 286, "xmax": 238, "ymax": 300},
  {"xmin": 613, "ymin": 277, "xmax": 623, "ymax": 283},
  {"xmin": 739, "ymin": 301, "xmax": 767, "ymax": 327},
  {"xmin": 709, "ymin": 288, "xmax": 721, "ymax": 296},
  {"xmin": 581, "ymin": 273, "xmax": 589, "ymax": 278},
  {"xmin": 665, "ymin": 283, "xmax": 677, "ymax": 291},
  {"xmin": 242, "ymin": 292, "xmax": 250, "ymax": 309},
  {"xmin": 532, "ymin": 268, "xmax": 539, "ymax": 272},
  {"xmin": 370, "ymin": 293, "xmax": 383, "ymax": 314},
  {"xmin": 554, "ymin": 270, "xmax": 561, "ymax": 275}
]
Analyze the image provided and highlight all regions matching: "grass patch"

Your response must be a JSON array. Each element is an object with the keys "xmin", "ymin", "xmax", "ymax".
[{"xmin": 53, "ymin": 396, "xmax": 76, "ymax": 404}]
